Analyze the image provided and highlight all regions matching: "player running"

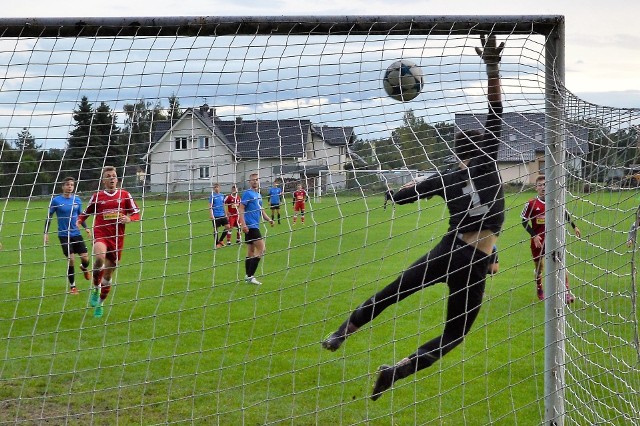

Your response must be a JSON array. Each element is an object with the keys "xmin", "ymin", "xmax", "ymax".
[
  {"xmin": 322, "ymin": 34, "xmax": 506, "ymax": 400},
  {"xmin": 44, "ymin": 177, "xmax": 92, "ymax": 294},
  {"xmin": 268, "ymin": 180, "xmax": 283, "ymax": 224},
  {"xmin": 292, "ymin": 183, "xmax": 308, "ymax": 225},
  {"xmin": 209, "ymin": 183, "xmax": 230, "ymax": 248},
  {"xmin": 521, "ymin": 174, "xmax": 580, "ymax": 303},
  {"xmin": 77, "ymin": 166, "xmax": 140, "ymax": 318},
  {"xmin": 224, "ymin": 185, "xmax": 242, "ymax": 245}
]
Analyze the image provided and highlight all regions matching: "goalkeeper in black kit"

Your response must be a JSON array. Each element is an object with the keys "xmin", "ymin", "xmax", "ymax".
[{"xmin": 322, "ymin": 34, "xmax": 506, "ymax": 401}]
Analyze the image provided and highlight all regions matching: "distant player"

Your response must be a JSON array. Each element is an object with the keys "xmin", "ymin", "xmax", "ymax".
[
  {"xmin": 77, "ymin": 166, "xmax": 140, "ymax": 318},
  {"xmin": 521, "ymin": 175, "xmax": 580, "ymax": 303},
  {"xmin": 268, "ymin": 180, "xmax": 283, "ymax": 224},
  {"xmin": 209, "ymin": 183, "xmax": 230, "ymax": 249},
  {"xmin": 44, "ymin": 177, "xmax": 92, "ymax": 294},
  {"xmin": 292, "ymin": 183, "xmax": 308, "ymax": 224},
  {"xmin": 383, "ymin": 187, "xmax": 394, "ymax": 210},
  {"xmin": 238, "ymin": 173, "xmax": 274, "ymax": 285},
  {"xmin": 487, "ymin": 245, "xmax": 499, "ymax": 275},
  {"xmin": 224, "ymin": 184, "xmax": 242, "ymax": 245}
]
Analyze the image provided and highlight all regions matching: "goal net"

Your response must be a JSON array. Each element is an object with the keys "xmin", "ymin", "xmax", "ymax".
[{"xmin": 0, "ymin": 16, "xmax": 638, "ymax": 425}]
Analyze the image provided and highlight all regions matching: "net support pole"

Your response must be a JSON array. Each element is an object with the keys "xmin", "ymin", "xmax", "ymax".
[{"xmin": 543, "ymin": 20, "xmax": 567, "ymax": 426}]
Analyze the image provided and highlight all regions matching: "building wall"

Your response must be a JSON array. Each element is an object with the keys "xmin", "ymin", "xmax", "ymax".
[{"xmin": 148, "ymin": 114, "xmax": 236, "ymax": 192}]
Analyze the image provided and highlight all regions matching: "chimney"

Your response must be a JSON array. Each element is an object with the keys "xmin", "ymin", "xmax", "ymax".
[{"xmin": 199, "ymin": 103, "xmax": 209, "ymax": 114}]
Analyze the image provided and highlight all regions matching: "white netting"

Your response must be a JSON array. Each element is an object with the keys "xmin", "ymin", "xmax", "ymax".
[{"xmin": 0, "ymin": 16, "xmax": 638, "ymax": 425}]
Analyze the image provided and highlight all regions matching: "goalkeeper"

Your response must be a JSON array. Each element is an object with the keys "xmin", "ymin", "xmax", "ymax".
[{"xmin": 322, "ymin": 34, "xmax": 506, "ymax": 401}]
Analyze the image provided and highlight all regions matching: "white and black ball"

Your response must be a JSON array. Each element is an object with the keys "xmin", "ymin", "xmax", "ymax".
[{"xmin": 382, "ymin": 60, "xmax": 424, "ymax": 102}]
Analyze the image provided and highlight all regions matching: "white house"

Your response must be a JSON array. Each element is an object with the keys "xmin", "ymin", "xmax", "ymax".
[{"xmin": 145, "ymin": 104, "xmax": 357, "ymax": 193}]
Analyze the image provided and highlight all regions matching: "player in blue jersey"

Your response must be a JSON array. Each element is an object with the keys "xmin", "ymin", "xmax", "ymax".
[
  {"xmin": 44, "ymin": 177, "xmax": 92, "ymax": 294},
  {"xmin": 238, "ymin": 173, "xmax": 274, "ymax": 285},
  {"xmin": 209, "ymin": 183, "xmax": 230, "ymax": 249},
  {"xmin": 268, "ymin": 180, "xmax": 283, "ymax": 224}
]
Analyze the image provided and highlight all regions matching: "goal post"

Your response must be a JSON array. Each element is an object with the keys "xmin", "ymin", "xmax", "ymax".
[{"xmin": 0, "ymin": 15, "xmax": 639, "ymax": 425}]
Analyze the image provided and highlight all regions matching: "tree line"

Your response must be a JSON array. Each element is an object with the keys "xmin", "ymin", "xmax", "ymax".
[{"xmin": 0, "ymin": 95, "xmax": 182, "ymax": 197}]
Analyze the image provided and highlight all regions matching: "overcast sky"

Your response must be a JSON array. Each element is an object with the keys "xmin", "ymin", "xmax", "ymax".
[{"xmin": 5, "ymin": 0, "xmax": 639, "ymax": 109}]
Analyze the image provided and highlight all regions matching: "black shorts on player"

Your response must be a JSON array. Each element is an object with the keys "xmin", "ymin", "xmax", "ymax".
[
  {"xmin": 244, "ymin": 228, "xmax": 262, "ymax": 244},
  {"xmin": 58, "ymin": 235, "xmax": 88, "ymax": 257},
  {"xmin": 213, "ymin": 216, "xmax": 229, "ymax": 228}
]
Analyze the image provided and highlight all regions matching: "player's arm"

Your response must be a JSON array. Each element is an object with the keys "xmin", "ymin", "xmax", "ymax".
[
  {"xmin": 565, "ymin": 211, "xmax": 581, "ymax": 238},
  {"xmin": 261, "ymin": 205, "xmax": 274, "ymax": 224},
  {"xmin": 120, "ymin": 193, "xmax": 141, "ymax": 224},
  {"xmin": 392, "ymin": 175, "xmax": 442, "ymax": 205},
  {"xmin": 44, "ymin": 205, "xmax": 55, "ymax": 244},
  {"xmin": 475, "ymin": 34, "xmax": 504, "ymax": 160},
  {"xmin": 76, "ymin": 195, "xmax": 96, "ymax": 228},
  {"xmin": 237, "ymin": 202, "xmax": 249, "ymax": 233}
]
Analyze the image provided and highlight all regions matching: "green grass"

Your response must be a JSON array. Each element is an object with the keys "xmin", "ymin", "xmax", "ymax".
[{"xmin": 1, "ymin": 191, "xmax": 639, "ymax": 425}]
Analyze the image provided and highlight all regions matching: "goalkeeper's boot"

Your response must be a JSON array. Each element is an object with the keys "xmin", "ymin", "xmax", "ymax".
[
  {"xmin": 89, "ymin": 287, "xmax": 100, "ymax": 307},
  {"xmin": 94, "ymin": 304, "xmax": 104, "ymax": 318},
  {"xmin": 371, "ymin": 365, "xmax": 396, "ymax": 401},
  {"xmin": 321, "ymin": 321, "xmax": 357, "ymax": 352},
  {"xmin": 69, "ymin": 286, "xmax": 79, "ymax": 295}
]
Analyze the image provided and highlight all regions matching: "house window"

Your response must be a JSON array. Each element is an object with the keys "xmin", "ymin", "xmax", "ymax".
[
  {"xmin": 175, "ymin": 137, "xmax": 188, "ymax": 150},
  {"xmin": 199, "ymin": 166, "xmax": 210, "ymax": 179},
  {"xmin": 538, "ymin": 160, "xmax": 545, "ymax": 175},
  {"xmin": 198, "ymin": 136, "xmax": 210, "ymax": 149}
]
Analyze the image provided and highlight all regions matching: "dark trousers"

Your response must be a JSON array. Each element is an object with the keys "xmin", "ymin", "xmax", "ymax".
[{"xmin": 349, "ymin": 232, "xmax": 490, "ymax": 372}]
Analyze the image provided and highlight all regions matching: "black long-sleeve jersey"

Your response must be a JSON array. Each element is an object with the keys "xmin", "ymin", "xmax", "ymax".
[{"xmin": 392, "ymin": 102, "xmax": 504, "ymax": 234}]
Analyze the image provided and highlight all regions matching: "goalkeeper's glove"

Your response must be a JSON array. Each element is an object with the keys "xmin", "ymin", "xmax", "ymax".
[{"xmin": 475, "ymin": 34, "xmax": 505, "ymax": 78}]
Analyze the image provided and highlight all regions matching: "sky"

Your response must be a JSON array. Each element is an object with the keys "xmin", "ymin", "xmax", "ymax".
[
  {"xmin": 5, "ymin": 0, "xmax": 638, "ymax": 109},
  {"xmin": 2, "ymin": 1, "xmax": 639, "ymax": 150}
]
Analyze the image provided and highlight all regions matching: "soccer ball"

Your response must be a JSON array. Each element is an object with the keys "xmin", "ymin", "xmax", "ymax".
[{"xmin": 382, "ymin": 60, "xmax": 424, "ymax": 102}]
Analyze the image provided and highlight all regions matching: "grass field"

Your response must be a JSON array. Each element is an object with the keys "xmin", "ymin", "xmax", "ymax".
[{"xmin": 1, "ymin": 190, "xmax": 638, "ymax": 425}]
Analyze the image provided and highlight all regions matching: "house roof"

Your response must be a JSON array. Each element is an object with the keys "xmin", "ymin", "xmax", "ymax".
[
  {"xmin": 313, "ymin": 125, "xmax": 356, "ymax": 146},
  {"xmin": 214, "ymin": 117, "xmax": 310, "ymax": 159},
  {"xmin": 455, "ymin": 112, "xmax": 589, "ymax": 162},
  {"xmin": 150, "ymin": 106, "xmax": 356, "ymax": 161}
]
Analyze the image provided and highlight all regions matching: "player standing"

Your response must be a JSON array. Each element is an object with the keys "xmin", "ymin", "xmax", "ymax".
[
  {"xmin": 322, "ymin": 35, "xmax": 506, "ymax": 400},
  {"xmin": 268, "ymin": 180, "xmax": 283, "ymax": 224},
  {"xmin": 224, "ymin": 184, "xmax": 242, "ymax": 245},
  {"xmin": 209, "ymin": 183, "xmax": 230, "ymax": 249},
  {"xmin": 521, "ymin": 175, "xmax": 580, "ymax": 302},
  {"xmin": 238, "ymin": 173, "xmax": 274, "ymax": 285},
  {"xmin": 292, "ymin": 183, "xmax": 308, "ymax": 224},
  {"xmin": 44, "ymin": 177, "xmax": 92, "ymax": 294},
  {"xmin": 77, "ymin": 166, "xmax": 140, "ymax": 318}
]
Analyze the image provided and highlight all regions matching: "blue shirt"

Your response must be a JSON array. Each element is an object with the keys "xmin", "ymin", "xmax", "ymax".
[
  {"xmin": 209, "ymin": 192, "xmax": 226, "ymax": 218},
  {"xmin": 48, "ymin": 194, "xmax": 83, "ymax": 237},
  {"xmin": 241, "ymin": 189, "xmax": 263, "ymax": 229},
  {"xmin": 269, "ymin": 187, "xmax": 282, "ymax": 205}
]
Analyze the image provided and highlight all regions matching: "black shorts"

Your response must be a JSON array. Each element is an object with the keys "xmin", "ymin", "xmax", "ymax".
[
  {"xmin": 58, "ymin": 235, "xmax": 88, "ymax": 257},
  {"xmin": 245, "ymin": 227, "xmax": 263, "ymax": 244},
  {"xmin": 270, "ymin": 203, "xmax": 280, "ymax": 210},
  {"xmin": 212, "ymin": 217, "xmax": 229, "ymax": 228}
]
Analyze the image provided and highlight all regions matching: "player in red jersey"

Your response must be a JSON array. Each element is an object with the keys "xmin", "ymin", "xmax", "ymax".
[
  {"xmin": 292, "ymin": 183, "xmax": 308, "ymax": 224},
  {"xmin": 224, "ymin": 184, "xmax": 242, "ymax": 245},
  {"xmin": 521, "ymin": 175, "xmax": 581, "ymax": 303},
  {"xmin": 77, "ymin": 166, "xmax": 140, "ymax": 318}
]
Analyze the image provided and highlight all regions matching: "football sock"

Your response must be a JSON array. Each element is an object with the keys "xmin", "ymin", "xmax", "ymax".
[
  {"xmin": 248, "ymin": 257, "xmax": 261, "ymax": 277},
  {"xmin": 100, "ymin": 279, "xmax": 111, "ymax": 301},
  {"xmin": 67, "ymin": 265, "xmax": 75, "ymax": 285},
  {"xmin": 81, "ymin": 259, "xmax": 90, "ymax": 269}
]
